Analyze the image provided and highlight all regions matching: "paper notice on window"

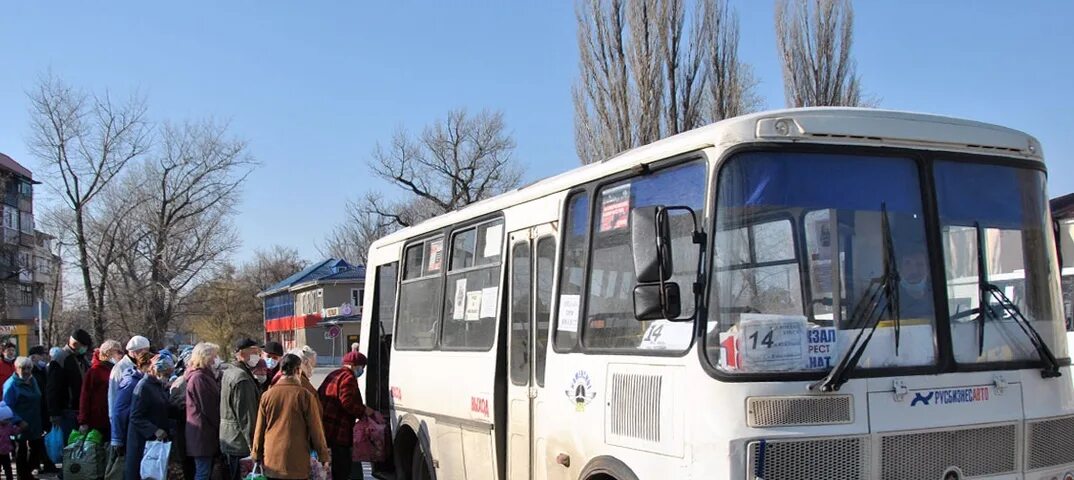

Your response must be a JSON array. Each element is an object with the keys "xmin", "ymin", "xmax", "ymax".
[
  {"xmin": 599, "ymin": 184, "xmax": 631, "ymax": 232},
  {"xmin": 452, "ymin": 279, "xmax": 467, "ymax": 320},
  {"xmin": 465, "ymin": 291, "xmax": 482, "ymax": 321},
  {"xmin": 738, "ymin": 314, "xmax": 808, "ymax": 372},
  {"xmin": 427, "ymin": 239, "xmax": 444, "ymax": 272},
  {"xmin": 483, "ymin": 224, "xmax": 503, "ymax": 258},
  {"xmin": 479, "ymin": 287, "xmax": 498, "ymax": 318},
  {"xmin": 557, "ymin": 294, "xmax": 580, "ymax": 332}
]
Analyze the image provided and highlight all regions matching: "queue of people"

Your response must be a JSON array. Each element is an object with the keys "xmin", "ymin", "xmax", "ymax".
[{"xmin": 0, "ymin": 329, "xmax": 373, "ymax": 480}]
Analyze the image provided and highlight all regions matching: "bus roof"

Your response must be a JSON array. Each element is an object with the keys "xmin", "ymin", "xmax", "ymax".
[{"xmin": 370, "ymin": 107, "xmax": 1042, "ymax": 249}]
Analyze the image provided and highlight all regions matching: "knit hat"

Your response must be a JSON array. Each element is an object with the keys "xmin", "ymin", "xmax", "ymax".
[
  {"xmin": 343, "ymin": 351, "xmax": 367, "ymax": 367},
  {"xmin": 28, "ymin": 346, "xmax": 46, "ymax": 356},
  {"xmin": 0, "ymin": 402, "xmax": 12, "ymax": 422},
  {"xmin": 126, "ymin": 336, "xmax": 150, "ymax": 352},
  {"xmin": 234, "ymin": 338, "xmax": 258, "ymax": 352},
  {"xmin": 261, "ymin": 341, "xmax": 284, "ymax": 357},
  {"xmin": 152, "ymin": 352, "xmax": 176, "ymax": 372},
  {"xmin": 72, "ymin": 329, "xmax": 92, "ymax": 347}
]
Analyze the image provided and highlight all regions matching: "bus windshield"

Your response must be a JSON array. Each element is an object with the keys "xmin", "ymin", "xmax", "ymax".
[
  {"xmin": 708, "ymin": 151, "xmax": 936, "ymax": 374},
  {"xmin": 934, "ymin": 160, "xmax": 1068, "ymax": 364},
  {"xmin": 705, "ymin": 150, "xmax": 1068, "ymax": 376}
]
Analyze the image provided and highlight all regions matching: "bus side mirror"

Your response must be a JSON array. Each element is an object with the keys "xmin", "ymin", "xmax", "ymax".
[
  {"xmin": 631, "ymin": 206, "xmax": 682, "ymax": 320},
  {"xmin": 633, "ymin": 283, "xmax": 681, "ymax": 320},
  {"xmin": 631, "ymin": 206, "xmax": 672, "ymax": 283}
]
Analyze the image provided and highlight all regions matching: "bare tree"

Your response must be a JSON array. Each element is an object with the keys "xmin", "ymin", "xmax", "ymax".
[
  {"xmin": 574, "ymin": 0, "xmax": 758, "ymax": 165},
  {"xmin": 321, "ymin": 194, "xmax": 398, "ymax": 264},
  {"xmin": 27, "ymin": 73, "xmax": 151, "ymax": 336},
  {"xmin": 241, "ymin": 246, "xmax": 306, "ymax": 292},
  {"xmin": 775, "ymin": 0, "xmax": 869, "ymax": 107},
  {"xmin": 368, "ymin": 109, "xmax": 522, "ymax": 227},
  {"xmin": 107, "ymin": 119, "xmax": 255, "ymax": 341}
]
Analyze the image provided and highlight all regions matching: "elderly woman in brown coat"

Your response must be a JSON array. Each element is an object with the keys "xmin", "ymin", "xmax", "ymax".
[{"xmin": 252, "ymin": 354, "xmax": 330, "ymax": 480}]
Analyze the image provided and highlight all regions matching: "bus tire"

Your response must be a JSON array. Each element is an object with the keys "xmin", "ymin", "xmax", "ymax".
[
  {"xmin": 393, "ymin": 426, "xmax": 418, "ymax": 480},
  {"xmin": 411, "ymin": 444, "xmax": 433, "ymax": 480},
  {"xmin": 579, "ymin": 456, "xmax": 640, "ymax": 480}
]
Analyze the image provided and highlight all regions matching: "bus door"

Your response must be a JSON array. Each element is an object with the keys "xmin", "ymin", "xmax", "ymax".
[{"xmin": 506, "ymin": 224, "xmax": 556, "ymax": 480}]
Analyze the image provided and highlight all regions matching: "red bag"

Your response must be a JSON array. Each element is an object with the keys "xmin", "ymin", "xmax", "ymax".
[{"xmin": 352, "ymin": 412, "xmax": 390, "ymax": 462}]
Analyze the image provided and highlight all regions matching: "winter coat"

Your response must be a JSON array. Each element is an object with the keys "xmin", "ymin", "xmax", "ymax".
[
  {"xmin": 110, "ymin": 368, "xmax": 144, "ymax": 446},
  {"xmin": 31, "ymin": 364, "xmax": 48, "ymax": 428},
  {"xmin": 108, "ymin": 354, "xmax": 135, "ymax": 414},
  {"xmin": 3, "ymin": 374, "xmax": 43, "ymax": 439},
  {"xmin": 126, "ymin": 375, "xmax": 170, "ymax": 480},
  {"xmin": 0, "ymin": 423, "xmax": 17, "ymax": 455},
  {"xmin": 184, "ymin": 367, "xmax": 221, "ymax": 457},
  {"xmin": 317, "ymin": 367, "xmax": 366, "ymax": 447},
  {"xmin": 219, "ymin": 361, "xmax": 261, "ymax": 457},
  {"xmin": 0, "ymin": 358, "xmax": 16, "ymax": 387},
  {"xmin": 77, "ymin": 354, "xmax": 113, "ymax": 437},
  {"xmin": 46, "ymin": 346, "xmax": 89, "ymax": 413},
  {"xmin": 252, "ymin": 375, "xmax": 330, "ymax": 479}
]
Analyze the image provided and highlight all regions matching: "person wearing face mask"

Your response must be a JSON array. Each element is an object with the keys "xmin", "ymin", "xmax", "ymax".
[
  {"xmin": 0, "ymin": 344, "xmax": 18, "ymax": 387},
  {"xmin": 46, "ymin": 328, "xmax": 92, "ymax": 444},
  {"xmin": 78, "ymin": 340, "xmax": 122, "ymax": 440},
  {"xmin": 108, "ymin": 335, "xmax": 150, "ymax": 415},
  {"xmin": 3, "ymin": 357, "xmax": 39, "ymax": 480},
  {"xmin": 317, "ymin": 351, "xmax": 373, "ymax": 480},
  {"xmin": 126, "ymin": 353, "xmax": 175, "ymax": 480},
  {"xmin": 184, "ymin": 342, "xmax": 222, "ymax": 480},
  {"xmin": 107, "ymin": 351, "xmax": 152, "ymax": 479},
  {"xmin": 259, "ymin": 341, "xmax": 283, "ymax": 390},
  {"xmin": 220, "ymin": 338, "xmax": 264, "ymax": 480},
  {"xmin": 25, "ymin": 346, "xmax": 56, "ymax": 474}
]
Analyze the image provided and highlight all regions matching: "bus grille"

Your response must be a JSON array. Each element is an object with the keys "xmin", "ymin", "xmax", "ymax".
[
  {"xmin": 746, "ymin": 437, "xmax": 869, "ymax": 480},
  {"xmin": 746, "ymin": 395, "xmax": 852, "ymax": 427},
  {"xmin": 608, "ymin": 373, "xmax": 662, "ymax": 442},
  {"xmin": 879, "ymin": 424, "xmax": 1017, "ymax": 479},
  {"xmin": 1026, "ymin": 415, "xmax": 1074, "ymax": 470}
]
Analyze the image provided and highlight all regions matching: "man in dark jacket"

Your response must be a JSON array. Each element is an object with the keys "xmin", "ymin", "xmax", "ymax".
[
  {"xmin": 260, "ymin": 341, "xmax": 283, "ymax": 390},
  {"xmin": 46, "ymin": 328, "xmax": 92, "ymax": 442},
  {"xmin": 220, "ymin": 338, "xmax": 263, "ymax": 480},
  {"xmin": 28, "ymin": 346, "xmax": 58, "ymax": 474},
  {"xmin": 317, "ymin": 351, "xmax": 373, "ymax": 480}
]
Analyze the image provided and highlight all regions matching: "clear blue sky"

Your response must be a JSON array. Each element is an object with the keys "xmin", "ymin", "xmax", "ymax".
[{"xmin": 2, "ymin": 1, "xmax": 1072, "ymax": 263}]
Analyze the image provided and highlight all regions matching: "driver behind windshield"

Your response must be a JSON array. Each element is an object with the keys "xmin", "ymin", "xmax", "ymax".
[{"xmin": 897, "ymin": 246, "xmax": 935, "ymax": 322}]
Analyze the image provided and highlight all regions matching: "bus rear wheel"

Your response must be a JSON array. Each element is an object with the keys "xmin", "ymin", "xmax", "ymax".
[{"xmin": 411, "ymin": 446, "xmax": 433, "ymax": 480}]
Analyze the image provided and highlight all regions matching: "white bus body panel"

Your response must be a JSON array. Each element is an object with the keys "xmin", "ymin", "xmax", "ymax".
[{"xmin": 357, "ymin": 108, "xmax": 1071, "ymax": 480}]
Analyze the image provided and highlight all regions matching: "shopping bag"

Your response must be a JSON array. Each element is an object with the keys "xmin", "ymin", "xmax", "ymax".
[
  {"xmin": 63, "ymin": 439, "xmax": 106, "ymax": 480},
  {"xmin": 238, "ymin": 456, "xmax": 256, "ymax": 479},
  {"xmin": 243, "ymin": 464, "xmax": 266, "ymax": 480},
  {"xmin": 352, "ymin": 412, "xmax": 390, "ymax": 462},
  {"xmin": 140, "ymin": 440, "xmax": 172, "ymax": 480},
  {"xmin": 104, "ymin": 445, "xmax": 124, "ymax": 480},
  {"xmin": 45, "ymin": 428, "xmax": 64, "ymax": 464},
  {"xmin": 309, "ymin": 456, "xmax": 330, "ymax": 480}
]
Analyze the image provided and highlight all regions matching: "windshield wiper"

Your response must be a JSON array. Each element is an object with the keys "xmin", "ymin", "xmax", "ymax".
[
  {"xmin": 810, "ymin": 204, "xmax": 901, "ymax": 392},
  {"xmin": 970, "ymin": 223, "xmax": 1061, "ymax": 378}
]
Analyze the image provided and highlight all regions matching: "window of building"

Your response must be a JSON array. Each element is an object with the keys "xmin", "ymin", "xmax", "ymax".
[
  {"xmin": 441, "ymin": 220, "xmax": 504, "ymax": 350},
  {"xmin": 19, "ymin": 212, "xmax": 32, "ymax": 234},
  {"xmin": 351, "ymin": 288, "xmax": 364, "ymax": 310}
]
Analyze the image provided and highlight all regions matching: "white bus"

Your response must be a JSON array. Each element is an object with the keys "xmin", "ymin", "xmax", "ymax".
[{"xmin": 358, "ymin": 108, "xmax": 1074, "ymax": 480}]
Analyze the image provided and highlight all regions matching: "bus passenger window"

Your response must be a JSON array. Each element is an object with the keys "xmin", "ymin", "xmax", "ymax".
[
  {"xmin": 509, "ymin": 242, "xmax": 531, "ymax": 386},
  {"xmin": 554, "ymin": 192, "xmax": 589, "ymax": 351},
  {"xmin": 583, "ymin": 160, "xmax": 706, "ymax": 351},
  {"xmin": 441, "ymin": 220, "xmax": 504, "ymax": 350},
  {"xmin": 535, "ymin": 236, "xmax": 555, "ymax": 385},
  {"xmin": 396, "ymin": 237, "xmax": 444, "ymax": 350}
]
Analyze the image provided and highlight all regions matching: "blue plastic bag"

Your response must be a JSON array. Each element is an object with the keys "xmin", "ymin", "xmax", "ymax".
[{"xmin": 45, "ymin": 428, "xmax": 64, "ymax": 464}]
